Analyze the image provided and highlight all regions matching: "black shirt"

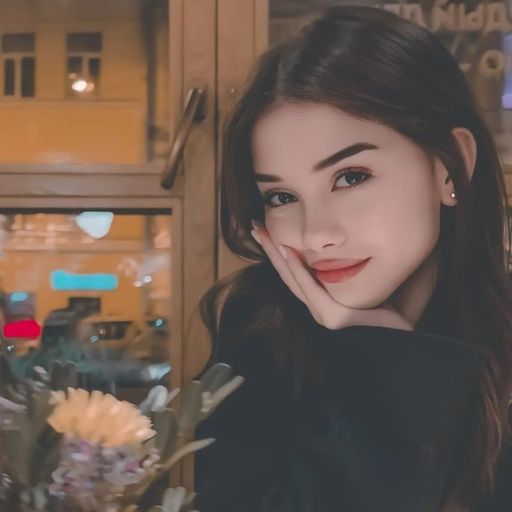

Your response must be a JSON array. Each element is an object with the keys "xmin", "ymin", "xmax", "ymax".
[{"xmin": 194, "ymin": 294, "xmax": 512, "ymax": 512}]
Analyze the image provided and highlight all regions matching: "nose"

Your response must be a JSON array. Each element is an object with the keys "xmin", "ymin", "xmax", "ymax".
[{"xmin": 300, "ymin": 206, "xmax": 347, "ymax": 252}]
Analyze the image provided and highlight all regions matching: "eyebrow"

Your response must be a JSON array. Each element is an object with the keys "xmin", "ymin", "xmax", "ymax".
[{"xmin": 254, "ymin": 142, "xmax": 379, "ymax": 183}]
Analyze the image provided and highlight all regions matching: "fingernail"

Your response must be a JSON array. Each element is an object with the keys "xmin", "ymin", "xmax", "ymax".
[
  {"xmin": 278, "ymin": 244, "xmax": 288, "ymax": 260},
  {"xmin": 250, "ymin": 229, "xmax": 261, "ymax": 245}
]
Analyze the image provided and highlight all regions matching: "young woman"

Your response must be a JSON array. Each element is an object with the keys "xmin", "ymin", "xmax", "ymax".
[{"xmin": 193, "ymin": 6, "xmax": 512, "ymax": 511}]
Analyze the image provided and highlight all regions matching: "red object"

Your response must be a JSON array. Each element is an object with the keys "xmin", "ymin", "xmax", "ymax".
[
  {"xmin": 3, "ymin": 319, "xmax": 41, "ymax": 339},
  {"xmin": 313, "ymin": 258, "xmax": 371, "ymax": 284}
]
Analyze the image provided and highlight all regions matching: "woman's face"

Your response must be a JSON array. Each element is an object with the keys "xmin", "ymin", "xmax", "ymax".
[{"xmin": 251, "ymin": 101, "xmax": 443, "ymax": 309}]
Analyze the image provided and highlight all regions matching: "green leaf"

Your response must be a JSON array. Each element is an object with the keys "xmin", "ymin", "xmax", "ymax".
[
  {"xmin": 160, "ymin": 487, "xmax": 183, "ymax": 512},
  {"xmin": 151, "ymin": 409, "xmax": 179, "ymax": 459},
  {"xmin": 140, "ymin": 385, "xmax": 172, "ymax": 415},
  {"xmin": 28, "ymin": 388, "xmax": 54, "ymax": 436},
  {"xmin": 177, "ymin": 382, "xmax": 202, "ymax": 440},
  {"xmin": 199, "ymin": 363, "xmax": 233, "ymax": 394}
]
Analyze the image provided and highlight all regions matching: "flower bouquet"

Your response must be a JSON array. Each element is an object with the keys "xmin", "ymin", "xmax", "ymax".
[{"xmin": 0, "ymin": 354, "xmax": 243, "ymax": 512}]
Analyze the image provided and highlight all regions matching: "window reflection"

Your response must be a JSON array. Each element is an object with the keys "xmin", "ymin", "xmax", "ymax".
[
  {"xmin": 0, "ymin": 211, "xmax": 172, "ymax": 403},
  {"xmin": 0, "ymin": 0, "xmax": 169, "ymax": 164},
  {"xmin": 66, "ymin": 32, "xmax": 102, "ymax": 97},
  {"xmin": 1, "ymin": 32, "xmax": 36, "ymax": 98}
]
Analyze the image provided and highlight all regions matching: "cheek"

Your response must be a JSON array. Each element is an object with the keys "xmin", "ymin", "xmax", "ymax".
[
  {"xmin": 369, "ymin": 188, "xmax": 440, "ymax": 264},
  {"xmin": 264, "ymin": 212, "xmax": 300, "ymax": 244}
]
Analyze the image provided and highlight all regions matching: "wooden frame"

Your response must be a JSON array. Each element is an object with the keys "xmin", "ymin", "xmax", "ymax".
[
  {"xmin": 174, "ymin": 0, "xmax": 217, "ymax": 491},
  {"xmin": 183, "ymin": 0, "xmax": 270, "ymax": 494},
  {"xmin": 216, "ymin": 0, "xmax": 269, "ymax": 281}
]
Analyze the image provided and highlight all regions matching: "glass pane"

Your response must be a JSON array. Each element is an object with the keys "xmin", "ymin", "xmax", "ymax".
[
  {"xmin": 20, "ymin": 56, "xmax": 35, "ymax": 97},
  {"xmin": 67, "ymin": 32, "xmax": 103, "ymax": 52},
  {"xmin": 2, "ymin": 32, "xmax": 35, "ymax": 53},
  {"xmin": 0, "ymin": 0, "xmax": 169, "ymax": 163},
  {"xmin": 3, "ymin": 58, "xmax": 15, "ymax": 95},
  {"xmin": 67, "ymin": 55, "xmax": 95, "ymax": 96},
  {"xmin": 89, "ymin": 56, "xmax": 101, "ymax": 84},
  {"xmin": 0, "ymin": 211, "xmax": 172, "ymax": 405},
  {"xmin": 269, "ymin": 0, "xmax": 512, "ymax": 167},
  {"xmin": 67, "ymin": 55, "xmax": 83, "ymax": 75}
]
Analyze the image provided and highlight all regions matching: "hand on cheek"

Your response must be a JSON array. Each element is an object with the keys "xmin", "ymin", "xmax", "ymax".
[
  {"xmin": 250, "ymin": 220, "xmax": 413, "ymax": 331},
  {"xmin": 250, "ymin": 220, "xmax": 307, "ymax": 304}
]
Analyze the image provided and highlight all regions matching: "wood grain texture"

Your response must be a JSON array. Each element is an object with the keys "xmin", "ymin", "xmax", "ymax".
[
  {"xmin": 167, "ymin": 0, "xmax": 185, "ymax": 490},
  {"xmin": 180, "ymin": 0, "xmax": 217, "ymax": 492},
  {"xmin": 216, "ymin": 0, "xmax": 269, "ymax": 281},
  {"xmin": 0, "ymin": 172, "xmax": 183, "ymax": 199},
  {"xmin": 186, "ymin": 0, "xmax": 270, "ymax": 496}
]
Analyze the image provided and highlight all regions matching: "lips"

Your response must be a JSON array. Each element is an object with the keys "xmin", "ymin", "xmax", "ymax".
[
  {"xmin": 312, "ymin": 258, "xmax": 370, "ymax": 284},
  {"xmin": 310, "ymin": 258, "xmax": 369, "ymax": 271}
]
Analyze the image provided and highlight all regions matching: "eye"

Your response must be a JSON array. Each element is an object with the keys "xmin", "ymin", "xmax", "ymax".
[
  {"xmin": 262, "ymin": 191, "xmax": 297, "ymax": 208},
  {"xmin": 334, "ymin": 168, "xmax": 372, "ymax": 189},
  {"xmin": 261, "ymin": 168, "xmax": 372, "ymax": 209}
]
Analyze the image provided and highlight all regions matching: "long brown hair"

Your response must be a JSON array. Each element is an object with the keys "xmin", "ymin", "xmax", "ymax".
[{"xmin": 199, "ymin": 6, "xmax": 512, "ymax": 508}]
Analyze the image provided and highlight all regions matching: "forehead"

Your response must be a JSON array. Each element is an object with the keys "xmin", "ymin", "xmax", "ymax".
[{"xmin": 251, "ymin": 102, "xmax": 398, "ymax": 170}]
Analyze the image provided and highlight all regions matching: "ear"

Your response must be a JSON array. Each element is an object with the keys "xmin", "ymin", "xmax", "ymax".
[
  {"xmin": 451, "ymin": 126, "xmax": 477, "ymax": 183},
  {"xmin": 435, "ymin": 127, "xmax": 477, "ymax": 206}
]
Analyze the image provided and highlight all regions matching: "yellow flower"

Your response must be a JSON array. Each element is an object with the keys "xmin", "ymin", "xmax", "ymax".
[{"xmin": 48, "ymin": 388, "xmax": 156, "ymax": 447}]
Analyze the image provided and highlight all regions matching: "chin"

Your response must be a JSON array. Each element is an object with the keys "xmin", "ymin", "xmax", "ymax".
[
  {"xmin": 327, "ymin": 292, "xmax": 385, "ymax": 310},
  {"xmin": 326, "ymin": 283, "xmax": 396, "ymax": 310}
]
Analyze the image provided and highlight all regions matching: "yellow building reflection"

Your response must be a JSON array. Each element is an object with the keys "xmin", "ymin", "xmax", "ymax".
[{"xmin": 0, "ymin": 0, "xmax": 169, "ymax": 164}]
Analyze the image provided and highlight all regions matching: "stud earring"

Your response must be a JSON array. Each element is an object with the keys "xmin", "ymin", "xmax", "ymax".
[{"xmin": 451, "ymin": 192, "xmax": 456, "ymax": 199}]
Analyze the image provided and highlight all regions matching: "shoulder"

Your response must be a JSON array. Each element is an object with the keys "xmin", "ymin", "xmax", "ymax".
[
  {"xmin": 214, "ymin": 292, "xmax": 274, "ymax": 365},
  {"xmin": 203, "ymin": 272, "xmax": 290, "ymax": 388},
  {"xmin": 195, "ymin": 294, "xmax": 294, "ymax": 448},
  {"xmin": 210, "ymin": 262, "xmax": 294, "ymax": 367}
]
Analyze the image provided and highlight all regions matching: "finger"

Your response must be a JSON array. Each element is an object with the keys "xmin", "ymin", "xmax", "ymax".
[
  {"xmin": 251, "ymin": 228, "xmax": 307, "ymax": 304},
  {"xmin": 282, "ymin": 245, "xmax": 340, "ymax": 315},
  {"xmin": 254, "ymin": 228, "xmax": 307, "ymax": 303}
]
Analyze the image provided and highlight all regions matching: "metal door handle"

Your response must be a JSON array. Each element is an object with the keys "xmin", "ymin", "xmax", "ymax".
[{"xmin": 160, "ymin": 87, "xmax": 207, "ymax": 190}]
